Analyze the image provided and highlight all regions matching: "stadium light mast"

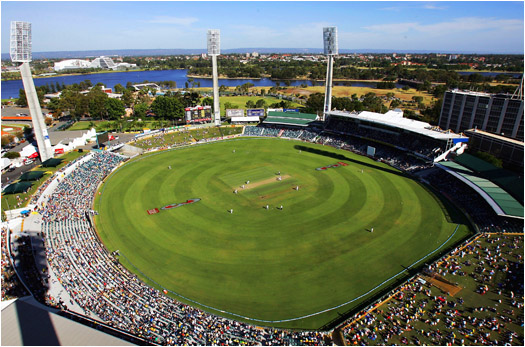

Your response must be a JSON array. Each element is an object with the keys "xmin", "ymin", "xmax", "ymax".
[
  {"xmin": 10, "ymin": 21, "xmax": 53, "ymax": 161},
  {"xmin": 208, "ymin": 29, "xmax": 221, "ymax": 125},
  {"xmin": 323, "ymin": 27, "xmax": 338, "ymax": 120}
]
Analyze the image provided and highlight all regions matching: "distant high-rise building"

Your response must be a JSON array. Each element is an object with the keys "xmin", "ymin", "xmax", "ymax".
[{"xmin": 439, "ymin": 90, "xmax": 524, "ymax": 141}]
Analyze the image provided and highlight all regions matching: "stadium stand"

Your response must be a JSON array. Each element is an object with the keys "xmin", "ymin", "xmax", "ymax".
[
  {"xmin": 263, "ymin": 111, "xmax": 318, "ymax": 127},
  {"xmin": 2, "ymin": 120, "xmax": 522, "ymax": 346},
  {"xmin": 31, "ymin": 151, "xmax": 326, "ymax": 345}
]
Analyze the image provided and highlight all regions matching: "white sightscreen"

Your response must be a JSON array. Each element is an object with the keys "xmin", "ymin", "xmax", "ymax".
[
  {"xmin": 367, "ymin": 146, "xmax": 376, "ymax": 157},
  {"xmin": 207, "ymin": 29, "xmax": 220, "ymax": 55},
  {"xmin": 11, "ymin": 21, "xmax": 32, "ymax": 62},
  {"xmin": 323, "ymin": 27, "xmax": 338, "ymax": 56}
]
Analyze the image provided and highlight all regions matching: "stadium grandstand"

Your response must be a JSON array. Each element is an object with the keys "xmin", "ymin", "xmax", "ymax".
[
  {"xmin": 325, "ymin": 109, "xmax": 469, "ymax": 161},
  {"xmin": 2, "ymin": 118, "xmax": 523, "ymax": 346},
  {"xmin": 263, "ymin": 111, "xmax": 319, "ymax": 127}
]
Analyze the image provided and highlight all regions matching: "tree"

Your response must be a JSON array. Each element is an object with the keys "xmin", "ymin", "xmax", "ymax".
[
  {"xmin": 113, "ymin": 83, "xmax": 125, "ymax": 94},
  {"xmin": 59, "ymin": 89, "xmax": 88, "ymax": 120},
  {"xmin": 390, "ymin": 99, "xmax": 402, "ymax": 109},
  {"xmin": 23, "ymin": 126, "xmax": 33, "ymax": 137},
  {"xmin": 134, "ymin": 102, "xmax": 149, "ymax": 118},
  {"xmin": 3, "ymin": 151, "xmax": 20, "ymax": 159},
  {"xmin": 255, "ymin": 99, "xmax": 267, "ymax": 108},
  {"xmin": 150, "ymin": 96, "xmax": 184, "ymax": 120},
  {"xmin": 245, "ymin": 100, "xmax": 256, "ymax": 109},
  {"xmin": 2, "ymin": 135, "xmax": 15, "ymax": 147},
  {"xmin": 88, "ymin": 86, "xmax": 109, "ymax": 119},
  {"xmin": 17, "ymin": 89, "xmax": 27, "ymax": 107},
  {"xmin": 303, "ymin": 93, "xmax": 325, "ymax": 114},
  {"xmin": 105, "ymin": 98, "xmax": 125, "ymax": 120},
  {"xmin": 202, "ymin": 97, "xmax": 213, "ymax": 106},
  {"xmin": 412, "ymin": 96, "xmax": 424, "ymax": 104},
  {"xmin": 121, "ymin": 89, "xmax": 134, "ymax": 108},
  {"xmin": 44, "ymin": 117, "xmax": 53, "ymax": 126}
]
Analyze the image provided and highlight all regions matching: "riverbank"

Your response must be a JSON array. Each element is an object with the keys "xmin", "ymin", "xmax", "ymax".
[{"xmin": 1, "ymin": 68, "xmax": 187, "ymax": 82}]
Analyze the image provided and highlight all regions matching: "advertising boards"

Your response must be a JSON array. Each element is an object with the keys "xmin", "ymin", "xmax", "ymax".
[
  {"xmin": 226, "ymin": 109, "xmax": 245, "ymax": 118},
  {"xmin": 246, "ymin": 108, "xmax": 265, "ymax": 117}
]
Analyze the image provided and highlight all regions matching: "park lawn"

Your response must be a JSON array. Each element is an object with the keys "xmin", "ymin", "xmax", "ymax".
[
  {"xmin": 279, "ymin": 85, "xmax": 435, "ymax": 106},
  {"xmin": 1, "ymin": 150, "xmax": 88, "ymax": 212},
  {"xmin": 67, "ymin": 121, "xmax": 103, "ymax": 131},
  {"xmin": 217, "ymin": 95, "xmax": 303, "ymax": 114},
  {"xmin": 95, "ymin": 138, "xmax": 472, "ymax": 330}
]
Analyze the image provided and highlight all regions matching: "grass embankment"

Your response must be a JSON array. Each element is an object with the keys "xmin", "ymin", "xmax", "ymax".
[
  {"xmin": 1, "ymin": 150, "xmax": 87, "ymax": 212},
  {"xmin": 343, "ymin": 234, "xmax": 524, "ymax": 345},
  {"xmin": 132, "ymin": 126, "xmax": 243, "ymax": 150},
  {"xmin": 95, "ymin": 138, "xmax": 472, "ymax": 329}
]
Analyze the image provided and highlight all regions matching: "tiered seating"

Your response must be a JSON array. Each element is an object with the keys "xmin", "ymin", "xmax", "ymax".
[
  {"xmin": 40, "ymin": 151, "xmax": 326, "ymax": 346},
  {"xmin": 281, "ymin": 129, "xmax": 302, "ymax": 139},
  {"xmin": 243, "ymin": 126, "xmax": 264, "ymax": 136}
]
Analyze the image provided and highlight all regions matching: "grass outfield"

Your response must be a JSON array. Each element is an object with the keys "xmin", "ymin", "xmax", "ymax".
[{"xmin": 94, "ymin": 138, "xmax": 472, "ymax": 329}]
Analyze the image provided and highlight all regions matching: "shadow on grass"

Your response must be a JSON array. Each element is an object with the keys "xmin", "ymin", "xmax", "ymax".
[{"xmin": 294, "ymin": 144, "xmax": 407, "ymax": 179}]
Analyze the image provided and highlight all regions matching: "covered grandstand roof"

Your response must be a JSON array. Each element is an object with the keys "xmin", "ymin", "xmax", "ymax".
[
  {"xmin": 263, "ymin": 111, "xmax": 318, "ymax": 127},
  {"xmin": 1, "ymin": 298, "xmax": 134, "ymax": 346},
  {"xmin": 328, "ymin": 109, "xmax": 468, "ymax": 141},
  {"xmin": 437, "ymin": 161, "xmax": 524, "ymax": 219}
]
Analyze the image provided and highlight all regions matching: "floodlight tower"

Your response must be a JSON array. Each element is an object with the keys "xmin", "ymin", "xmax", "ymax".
[
  {"xmin": 10, "ymin": 21, "xmax": 53, "ymax": 161},
  {"xmin": 323, "ymin": 27, "xmax": 338, "ymax": 119},
  {"xmin": 207, "ymin": 29, "xmax": 221, "ymax": 125}
]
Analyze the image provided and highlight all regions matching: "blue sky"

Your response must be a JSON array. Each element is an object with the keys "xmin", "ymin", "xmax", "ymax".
[{"xmin": 1, "ymin": 1, "xmax": 524, "ymax": 53}]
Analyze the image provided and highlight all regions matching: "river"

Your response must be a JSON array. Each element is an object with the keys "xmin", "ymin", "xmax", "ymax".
[{"xmin": 1, "ymin": 69, "xmax": 404, "ymax": 100}]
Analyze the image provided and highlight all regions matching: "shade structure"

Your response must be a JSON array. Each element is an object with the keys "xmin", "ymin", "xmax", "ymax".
[
  {"xmin": 19, "ymin": 171, "xmax": 45, "ymax": 181},
  {"xmin": 41, "ymin": 158, "xmax": 63, "ymax": 167},
  {"xmin": 3, "ymin": 182, "xmax": 33, "ymax": 194}
]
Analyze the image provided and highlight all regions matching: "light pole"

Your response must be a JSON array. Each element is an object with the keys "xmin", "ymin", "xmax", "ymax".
[
  {"xmin": 323, "ymin": 27, "xmax": 338, "ymax": 120},
  {"xmin": 10, "ymin": 21, "xmax": 53, "ymax": 161},
  {"xmin": 10, "ymin": 21, "xmax": 53, "ymax": 162},
  {"xmin": 207, "ymin": 29, "xmax": 221, "ymax": 125}
]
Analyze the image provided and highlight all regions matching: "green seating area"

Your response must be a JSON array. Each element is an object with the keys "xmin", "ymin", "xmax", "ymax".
[
  {"xmin": 439, "ymin": 160, "xmax": 524, "ymax": 218},
  {"xmin": 263, "ymin": 111, "xmax": 318, "ymax": 127},
  {"xmin": 455, "ymin": 153, "xmax": 523, "ymax": 203}
]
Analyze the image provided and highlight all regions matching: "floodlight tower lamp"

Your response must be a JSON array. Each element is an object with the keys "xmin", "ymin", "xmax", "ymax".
[
  {"xmin": 10, "ymin": 21, "xmax": 53, "ymax": 161},
  {"xmin": 323, "ymin": 27, "xmax": 338, "ymax": 119},
  {"xmin": 208, "ymin": 29, "xmax": 221, "ymax": 125}
]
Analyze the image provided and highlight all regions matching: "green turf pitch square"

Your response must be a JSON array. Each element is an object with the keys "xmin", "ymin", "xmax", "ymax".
[{"xmin": 95, "ymin": 138, "xmax": 472, "ymax": 329}]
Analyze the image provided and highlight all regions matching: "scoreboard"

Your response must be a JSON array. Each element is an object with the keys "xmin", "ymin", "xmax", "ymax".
[{"xmin": 185, "ymin": 105, "xmax": 212, "ymax": 123}]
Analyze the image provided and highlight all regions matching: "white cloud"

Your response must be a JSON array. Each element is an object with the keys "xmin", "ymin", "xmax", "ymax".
[
  {"xmin": 145, "ymin": 16, "xmax": 198, "ymax": 26},
  {"xmin": 423, "ymin": 4, "xmax": 448, "ymax": 10},
  {"xmin": 364, "ymin": 17, "xmax": 523, "ymax": 36}
]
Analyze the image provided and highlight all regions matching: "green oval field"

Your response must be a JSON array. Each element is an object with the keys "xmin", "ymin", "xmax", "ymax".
[{"xmin": 95, "ymin": 138, "xmax": 471, "ymax": 329}]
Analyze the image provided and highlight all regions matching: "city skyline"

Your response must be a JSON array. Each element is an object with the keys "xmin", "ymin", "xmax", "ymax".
[{"xmin": 1, "ymin": 1, "xmax": 524, "ymax": 54}]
